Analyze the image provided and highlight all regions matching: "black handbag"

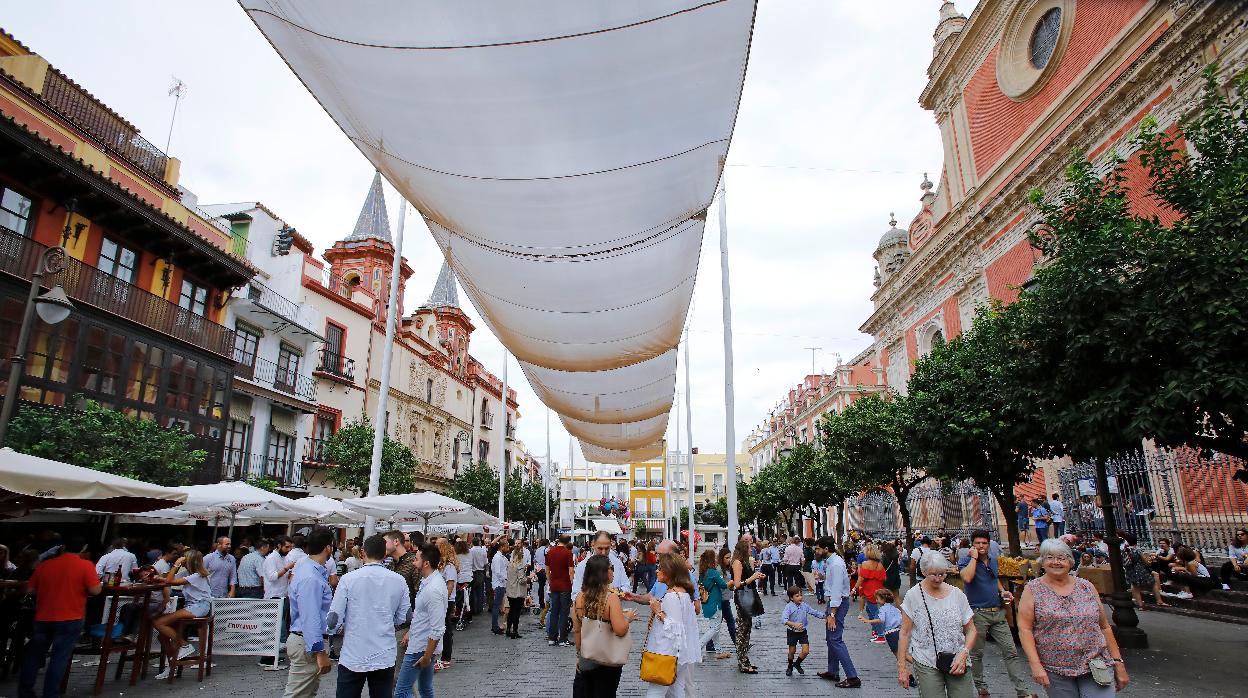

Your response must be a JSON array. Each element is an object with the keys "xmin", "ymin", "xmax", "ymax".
[
  {"xmin": 919, "ymin": 586, "xmax": 958, "ymax": 674},
  {"xmin": 735, "ymin": 585, "xmax": 764, "ymax": 618}
]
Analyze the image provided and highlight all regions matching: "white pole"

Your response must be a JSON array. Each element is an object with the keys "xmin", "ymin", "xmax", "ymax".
[
  {"xmin": 498, "ymin": 350, "xmax": 508, "ymax": 524},
  {"xmin": 683, "ymin": 326, "xmax": 695, "ymax": 565},
  {"xmin": 718, "ymin": 177, "xmax": 740, "ymax": 543},
  {"xmin": 568, "ymin": 437, "xmax": 575, "ymax": 532},
  {"xmin": 545, "ymin": 407, "xmax": 552, "ymax": 539},
  {"xmin": 671, "ymin": 389, "xmax": 679, "ymax": 541},
  {"xmin": 364, "ymin": 196, "xmax": 407, "ymax": 538},
  {"xmin": 583, "ymin": 440, "xmax": 590, "ymax": 531}
]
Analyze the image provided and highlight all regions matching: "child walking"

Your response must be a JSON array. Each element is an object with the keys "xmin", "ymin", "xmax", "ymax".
[
  {"xmin": 859, "ymin": 588, "xmax": 915, "ymax": 687},
  {"xmin": 781, "ymin": 585, "xmax": 825, "ymax": 676}
]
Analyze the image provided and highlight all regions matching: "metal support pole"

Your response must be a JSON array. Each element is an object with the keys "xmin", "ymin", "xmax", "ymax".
[
  {"xmin": 671, "ymin": 389, "xmax": 679, "ymax": 542},
  {"xmin": 0, "ymin": 246, "xmax": 67, "ymax": 448},
  {"xmin": 545, "ymin": 407, "xmax": 552, "ymax": 540},
  {"xmin": 498, "ymin": 349, "xmax": 508, "ymax": 524},
  {"xmin": 1095, "ymin": 457, "xmax": 1148, "ymax": 648},
  {"xmin": 364, "ymin": 197, "xmax": 407, "ymax": 538},
  {"xmin": 718, "ymin": 178, "xmax": 740, "ymax": 543},
  {"xmin": 683, "ymin": 326, "xmax": 694, "ymax": 565}
]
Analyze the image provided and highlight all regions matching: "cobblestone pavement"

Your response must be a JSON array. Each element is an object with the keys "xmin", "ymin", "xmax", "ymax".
[{"xmin": 4, "ymin": 589, "xmax": 1245, "ymax": 697}]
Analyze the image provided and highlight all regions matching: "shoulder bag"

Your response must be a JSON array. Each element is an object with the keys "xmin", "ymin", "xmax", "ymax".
[
  {"xmin": 735, "ymin": 584, "xmax": 763, "ymax": 618},
  {"xmin": 638, "ymin": 612, "xmax": 677, "ymax": 685},
  {"xmin": 577, "ymin": 598, "xmax": 633, "ymax": 667},
  {"xmin": 919, "ymin": 586, "xmax": 958, "ymax": 674}
]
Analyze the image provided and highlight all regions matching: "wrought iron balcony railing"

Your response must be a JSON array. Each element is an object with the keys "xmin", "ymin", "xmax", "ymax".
[
  {"xmin": 246, "ymin": 280, "xmax": 300, "ymax": 325},
  {"xmin": 0, "ymin": 226, "xmax": 234, "ymax": 357},
  {"xmin": 234, "ymin": 352, "xmax": 317, "ymax": 403},
  {"xmin": 222, "ymin": 448, "xmax": 305, "ymax": 488},
  {"xmin": 316, "ymin": 347, "xmax": 355, "ymax": 382}
]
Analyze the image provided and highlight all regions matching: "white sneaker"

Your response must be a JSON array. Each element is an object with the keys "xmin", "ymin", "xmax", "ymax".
[
  {"xmin": 177, "ymin": 643, "xmax": 196, "ymax": 660},
  {"xmin": 1175, "ymin": 591, "xmax": 1193, "ymax": 599},
  {"xmin": 155, "ymin": 668, "xmax": 172, "ymax": 680},
  {"xmin": 1222, "ymin": 584, "xmax": 1231, "ymax": 591}
]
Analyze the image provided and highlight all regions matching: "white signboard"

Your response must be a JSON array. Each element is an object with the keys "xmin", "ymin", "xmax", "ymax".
[{"xmin": 211, "ymin": 598, "xmax": 283, "ymax": 664}]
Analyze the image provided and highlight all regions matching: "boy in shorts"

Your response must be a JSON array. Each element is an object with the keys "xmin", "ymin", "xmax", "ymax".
[{"xmin": 781, "ymin": 585, "xmax": 825, "ymax": 675}]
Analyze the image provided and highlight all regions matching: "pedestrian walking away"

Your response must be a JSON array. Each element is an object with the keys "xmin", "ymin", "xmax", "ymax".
[
  {"xmin": 18, "ymin": 536, "xmax": 101, "ymax": 698},
  {"xmin": 281, "ymin": 530, "xmax": 335, "ymax": 698},
  {"xmin": 328, "ymin": 533, "xmax": 410, "ymax": 697}
]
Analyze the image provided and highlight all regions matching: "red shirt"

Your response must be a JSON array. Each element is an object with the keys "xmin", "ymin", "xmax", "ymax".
[
  {"xmin": 29, "ymin": 553, "xmax": 100, "ymax": 622},
  {"xmin": 546, "ymin": 545, "xmax": 573, "ymax": 593}
]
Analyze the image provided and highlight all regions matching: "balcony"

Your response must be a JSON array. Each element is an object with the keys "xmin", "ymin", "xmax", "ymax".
[
  {"xmin": 222, "ymin": 448, "xmax": 305, "ymax": 489},
  {"xmin": 314, "ymin": 347, "xmax": 355, "ymax": 383},
  {"xmin": 232, "ymin": 279, "xmax": 322, "ymax": 344},
  {"xmin": 234, "ymin": 352, "xmax": 318, "ymax": 406},
  {"xmin": 40, "ymin": 67, "xmax": 171, "ymax": 186},
  {"xmin": 0, "ymin": 226, "xmax": 235, "ymax": 358},
  {"xmin": 303, "ymin": 436, "xmax": 333, "ymax": 466},
  {"xmin": 505, "ymin": 421, "xmax": 516, "ymax": 441},
  {"xmin": 633, "ymin": 479, "xmax": 648, "ymax": 488},
  {"xmin": 480, "ymin": 410, "xmax": 494, "ymax": 429}
]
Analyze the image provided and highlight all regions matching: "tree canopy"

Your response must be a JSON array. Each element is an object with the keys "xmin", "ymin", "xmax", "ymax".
[
  {"xmin": 321, "ymin": 418, "xmax": 416, "ymax": 495},
  {"xmin": 7, "ymin": 399, "xmax": 206, "ymax": 486}
]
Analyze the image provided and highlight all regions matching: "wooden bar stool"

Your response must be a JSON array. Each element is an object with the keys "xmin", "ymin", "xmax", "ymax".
[{"xmin": 159, "ymin": 615, "xmax": 213, "ymax": 683}]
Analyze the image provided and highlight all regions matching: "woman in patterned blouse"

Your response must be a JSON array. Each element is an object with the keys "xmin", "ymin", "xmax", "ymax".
[{"xmin": 1017, "ymin": 538, "xmax": 1129, "ymax": 696}]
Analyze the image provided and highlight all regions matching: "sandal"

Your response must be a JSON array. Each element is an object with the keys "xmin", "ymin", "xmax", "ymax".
[{"xmin": 739, "ymin": 667, "xmax": 758, "ymax": 674}]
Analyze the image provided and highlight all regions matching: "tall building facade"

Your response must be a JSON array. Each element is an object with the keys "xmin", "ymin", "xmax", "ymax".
[
  {"xmin": 0, "ymin": 30, "xmax": 254, "ymax": 482},
  {"xmin": 296, "ymin": 173, "xmax": 519, "ymax": 497},
  {"xmin": 859, "ymin": 0, "xmax": 1247, "ymax": 499}
]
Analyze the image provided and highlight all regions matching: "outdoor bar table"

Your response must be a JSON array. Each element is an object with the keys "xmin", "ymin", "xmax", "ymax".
[{"xmin": 93, "ymin": 581, "xmax": 165, "ymax": 694}]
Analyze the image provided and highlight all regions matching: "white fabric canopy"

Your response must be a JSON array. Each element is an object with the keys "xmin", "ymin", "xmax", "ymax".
[
  {"xmin": 591, "ymin": 518, "xmax": 623, "ymax": 535},
  {"xmin": 297, "ymin": 495, "xmax": 364, "ymax": 525},
  {"xmin": 578, "ymin": 440, "xmax": 666, "ymax": 465},
  {"xmin": 0, "ymin": 448, "xmax": 188, "ymax": 515},
  {"xmin": 241, "ymin": 1, "xmax": 755, "ymax": 456},
  {"xmin": 174, "ymin": 481, "xmax": 309, "ymax": 521}
]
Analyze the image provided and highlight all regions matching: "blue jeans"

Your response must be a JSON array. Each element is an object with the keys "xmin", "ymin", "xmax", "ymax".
[
  {"xmin": 546, "ymin": 591, "xmax": 571, "ymax": 642},
  {"xmin": 706, "ymin": 599, "xmax": 738, "ymax": 651},
  {"xmin": 491, "ymin": 586, "xmax": 506, "ymax": 629},
  {"xmin": 1054, "ymin": 521, "xmax": 1066, "ymax": 537},
  {"xmin": 393, "ymin": 651, "xmax": 435, "ymax": 698},
  {"xmin": 19, "ymin": 619, "xmax": 83, "ymax": 698},
  {"xmin": 335, "ymin": 664, "xmax": 393, "ymax": 698},
  {"xmin": 864, "ymin": 601, "xmax": 879, "ymax": 635},
  {"xmin": 825, "ymin": 599, "xmax": 857, "ymax": 679}
]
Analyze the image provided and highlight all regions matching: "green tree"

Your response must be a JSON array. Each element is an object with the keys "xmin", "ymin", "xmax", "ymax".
[
  {"xmin": 503, "ymin": 475, "xmax": 557, "ymax": 529},
  {"xmin": 7, "ymin": 399, "xmax": 206, "ymax": 486},
  {"xmin": 698, "ymin": 498, "xmax": 729, "ymax": 526},
  {"xmin": 447, "ymin": 459, "xmax": 500, "ymax": 513},
  {"xmin": 907, "ymin": 307, "xmax": 1052, "ymax": 555},
  {"xmin": 820, "ymin": 393, "xmax": 925, "ymax": 545},
  {"xmin": 321, "ymin": 418, "xmax": 416, "ymax": 495}
]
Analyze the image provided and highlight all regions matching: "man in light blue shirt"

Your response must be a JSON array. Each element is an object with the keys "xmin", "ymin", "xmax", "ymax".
[
  {"xmin": 204, "ymin": 536, "xmax": 238, "ymax": 598},
  {"xmin": 815, "ymin": 537, "xmax": 859, "ymax": 687},
  {"xmin": 283, "ymin": 530, "xmax": 334, "ymax": 698},
  {"xmin": 237, "ymin": 539, "xmax": 270, "ymax": 599},
  {"xmin": 395, "ymin": 543, "xmax": 448, "ymax": 698},
  {"xmin": 328, "ymin": 534, "xmax": 410, "ymax": 697}
]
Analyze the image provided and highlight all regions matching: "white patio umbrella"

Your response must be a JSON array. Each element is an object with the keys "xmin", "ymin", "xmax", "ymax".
[
  {"xmin": 295, "ymin": 495, "xmax": 364, "ymax": 525},
  {"xmin": 173, "ymin": 480, "xmax": 309, "ymax": 538},
  {"xmin": 0, "ymin": 448, "xmax": 188, "ymax": 517},
  {"xmin": 343, "ymin": 492, "xmax": 500, "ymax": 531}
]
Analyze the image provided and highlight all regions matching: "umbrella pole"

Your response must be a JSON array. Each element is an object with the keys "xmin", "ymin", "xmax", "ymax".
[
  {"xmin": 100, "ymin": 514, "xmax": 112, "ymax": 544},
  {"xmin": 211, "ymin": 514, "xmax": 219, "ymax": 543},
  {"xmin": 227, "ymin": 512, "xmax": 236, "ymax": 542}
]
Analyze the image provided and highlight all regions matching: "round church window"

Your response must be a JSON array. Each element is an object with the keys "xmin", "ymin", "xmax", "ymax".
[{"xmin": 1029, "ymin": 8, "xmax": 1062, "ymax": 69}]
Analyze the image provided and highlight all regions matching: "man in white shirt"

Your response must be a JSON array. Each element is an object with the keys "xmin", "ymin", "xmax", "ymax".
[
  {"xmin": 467, "ymin": 537, "xmax": 488, "ymax": 622},
  {"xmin": 328, "ymin": 533, "xmax": 410, "ymax": 696},
  {"xmin": 96, "ymin": 538, "xmax": 137, "ymax": 582},
  {"xmin": 394, "ymin": 543, "xmax": 448, "ymax": 698},
  {"xmin": 571, "ymin": 532, "xmax": 629, "ymax": 601},
  {"xmin": 489, "ymin": 538, "xmax": 511, "ymax": 635},
  {"xmin": 534, "ymin": 539, "xmax": 549, "ymax": 626},
  {"xmin": 815, "ymin": 537, "xmax": 860, "ymax": 687},
  {"xmin": 1049, "ymin": 492, "xmax": 1066, "ymax": 538},
  {"xmin": 152, "ymin": 546, "xmax": 178, "ymax": 576},
  {"xmin": 261, "ymin": 535, "xmax": 297, "ymax": 666}
]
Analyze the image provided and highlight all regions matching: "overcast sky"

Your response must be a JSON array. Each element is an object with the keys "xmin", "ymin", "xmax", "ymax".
[{"xmin": 5, "ymin": 1, "xmax": 975, "ymax": 471}]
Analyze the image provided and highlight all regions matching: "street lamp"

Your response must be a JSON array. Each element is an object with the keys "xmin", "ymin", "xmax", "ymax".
[{"xmin": 0, "ymin": 245, "xmax": 74, "ymax": 447}]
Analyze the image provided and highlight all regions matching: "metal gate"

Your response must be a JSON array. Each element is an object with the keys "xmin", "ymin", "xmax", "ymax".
[
  {"xmin": 1058, "ymin": 447, "xmax": 1248, "ymax": 558},
  {"xmin": 845, "ymin": 478, "xmax": 997, "ymax": 541}
]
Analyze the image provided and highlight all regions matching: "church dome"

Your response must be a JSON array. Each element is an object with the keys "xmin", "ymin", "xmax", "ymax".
[{"xmin": 874, "ymin": 213, "xmax": 908, "ymax": 257}]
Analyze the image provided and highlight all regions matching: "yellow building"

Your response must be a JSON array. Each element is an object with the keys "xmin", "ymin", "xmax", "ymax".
[
  {"xmin": 692, "ymin": 452, "xmax": 751, "ymax": 508},
  {"xmin": 630, "ymin": 447, "xmax": 668, "ymax": 536}
]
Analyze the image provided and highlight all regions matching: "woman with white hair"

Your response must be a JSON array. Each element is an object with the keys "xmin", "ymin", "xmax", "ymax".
[
  {"xmin": 1017, "ymin": 538, "xmax": 1128, "ymax": 696},
  {"xmin": 897, "ymin": 550, "xmax": 976, "ymax": 697}
]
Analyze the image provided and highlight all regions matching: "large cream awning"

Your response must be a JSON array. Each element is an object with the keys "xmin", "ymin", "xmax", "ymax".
[{"xmin": 241, "ymin": 1, "xmax": 756, "ymax": 457}]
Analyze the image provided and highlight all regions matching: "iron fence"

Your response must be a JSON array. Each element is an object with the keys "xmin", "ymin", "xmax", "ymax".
[
  {"xmin": 844, "ymin": 478, "xmax": 997, "ymax": 542},
  {"xmin": 316, "ymin": 347, "xmax": 355, "ymax": 381},
  {"xmin": 40, "ymin": 68, "xmax": 170, "ymax": 185},
  {"xmin": 1059, "ymin": 448, "xmax": 1248, "ymax": 560},
  {"xmin": 234, "ymin": 354, "xmax": 317, "ymax": 403},
  {"xmin": 246, "ymin": 280, "xmax": 301, "ymax": 324},
  {"xmin": 222, "ymin": 447, "xmax": 304, "ymax": 489}
]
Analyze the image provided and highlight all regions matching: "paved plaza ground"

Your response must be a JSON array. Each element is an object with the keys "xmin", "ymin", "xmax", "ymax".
[{"xmin": 4, "ymin": 589, "xmax": 1245, "ymax": 697}]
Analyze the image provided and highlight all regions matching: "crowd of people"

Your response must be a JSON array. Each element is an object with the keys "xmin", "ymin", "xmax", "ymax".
[{"xmin": 5, "ymin": 521, "xmax": 1247, "ymax": 697}]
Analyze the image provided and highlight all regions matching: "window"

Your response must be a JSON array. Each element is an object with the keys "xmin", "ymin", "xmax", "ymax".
[
  {"xmin": 713, "ymin": 473, "xmax": 724, "ymax": 494},
  {"xmin": 0, "ymin": 189, "xmax": 32, "ymax": 236},
  {"xmin": 268, "ymin": 427, "xmax": 294, "ymax": 465},
  {"xmin": 616, "ymin": 482, "xmax": 628, "ymax": 499},
  {"xmin": 323, "ymin": 323, "xmax": 344, "ymax": 373},
  {"xmin": 650, "ymin": 498, "xmax": 664, "ymax": 518},
  {"xmin": 601, "ymin": 483, "xmax": 609, "ymax": 498},
  {"xmin": 233, "ymin": 325, "xmax": 260, "ymax": 369},
  {"xmin": 311, "ymin": 411, "xmax": 336, "ymax": 463},
  {"xmin": 800, "ymin": 427, "xmax": 808, "ymax": 443},
  {"xmin": 649, "ymin": 467, "xmax": 663, "ymax": 488},
  {"xmin": 178, "ymin": 279, "xmax": 208, "ymax": 316},
  {"xmin": 634, "ymin": 468, "xmax": 646, "ymax": 487},
  {"xmin": 1029, "ymin": 8, "xmax": 1061, "ymax": 69},
  {"xmin": 229, "ymin": 221, "xmax": 250, "ymax": 257},
  {"xmin": 277, "ymin": 344, "xmax": 300, "ymax": 391},
  {"xmin": 426, "ymin": 378, "xmax": 434, "ymax": 403},
  {"xmin": 478, "ymin": 439, "xmax": 490, "ymax": 462},
  {"xmin": 97, "ymin": 238, "xmax": 138, "ymax": 283},
  {"xmin": 694, "ymin": 474, "xmax": 705, "ymax": 494},
  {"xmin": 634, "ymin": 499, "xmax": 648, "ymax": 516}
]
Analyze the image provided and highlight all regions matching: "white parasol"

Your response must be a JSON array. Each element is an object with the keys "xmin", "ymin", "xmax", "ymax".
[{"xmin": 0, "ymin": 448, "xmax": 187, "ymax": 516}]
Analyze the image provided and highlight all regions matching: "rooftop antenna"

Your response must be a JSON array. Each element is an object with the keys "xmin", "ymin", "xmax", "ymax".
[
  {"xmin": 165, "ymin": 77, "xmax": 186, "ymax": 155},
  {"xmin": 803, "ymin": 347, "xmax": 821, "ymax": 375}
]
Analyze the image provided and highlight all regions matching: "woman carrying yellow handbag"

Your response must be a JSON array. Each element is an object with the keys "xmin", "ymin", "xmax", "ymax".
[{"xmin": 640, "ymin": 554, "xmax": 702, "ymax": 697}]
